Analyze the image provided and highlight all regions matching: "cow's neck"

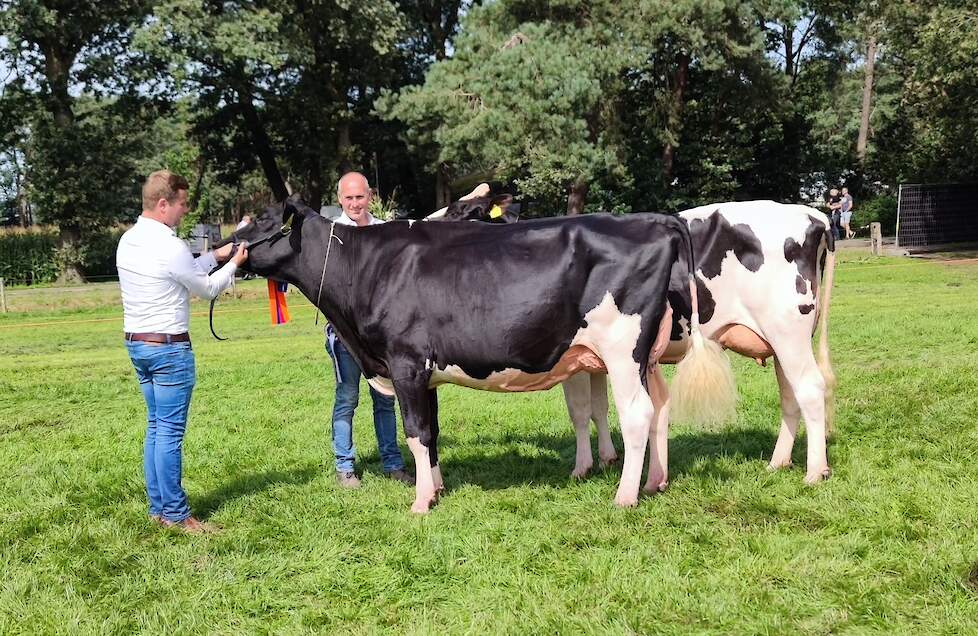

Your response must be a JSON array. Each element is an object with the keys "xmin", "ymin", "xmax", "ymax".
[{"xmin": 279, "ymin": 218, "xmax": 387, "ymax": 376}]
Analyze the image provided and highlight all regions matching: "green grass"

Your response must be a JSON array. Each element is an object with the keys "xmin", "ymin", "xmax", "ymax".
[{"xmin": 2, "ymin": 253, "xmax": 978, "ymax": 634}]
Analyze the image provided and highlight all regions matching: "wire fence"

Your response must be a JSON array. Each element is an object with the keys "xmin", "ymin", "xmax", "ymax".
[{"xmin": 897, "ymin": 183, "xmax": 978, "ymax": 248}]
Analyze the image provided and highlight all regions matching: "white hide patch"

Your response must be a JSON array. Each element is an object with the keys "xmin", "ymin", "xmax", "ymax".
[
  {"xmin": 367, "ymin": 376, "xmax": 396, "ymax": 397},
  {"xmin": 429, "ymin": 291, "xmax": 643, "ymax": 393},
  {"xmin": 678, "ymin": 201, "xmax": 828, "ymax": 340},
  {"xmin": 408, "ymin": 220, "xmax": 417, "ymax": 228}
]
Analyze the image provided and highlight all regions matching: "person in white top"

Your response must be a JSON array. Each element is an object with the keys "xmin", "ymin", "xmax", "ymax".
[
  {"xmin": 326, "ymin": 172, "xmax": 414, "ymax": 488},
  {"xmin": 117, "ymin": 170, "xmax": 248, "ymax": 534}
]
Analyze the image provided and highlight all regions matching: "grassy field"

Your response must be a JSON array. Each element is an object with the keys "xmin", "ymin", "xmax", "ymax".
[{"xmin": 2, "ymin": 253, "xmax": 978, "ymax": 634}]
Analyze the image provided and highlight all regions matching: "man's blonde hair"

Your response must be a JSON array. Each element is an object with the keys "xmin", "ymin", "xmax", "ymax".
[{"xmin": 142, "ymin": 170, "xmax": 190, "ymax": 210}]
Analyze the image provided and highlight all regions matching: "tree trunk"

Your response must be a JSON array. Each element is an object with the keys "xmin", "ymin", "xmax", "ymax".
[
  {"xmin": 566, "ymin": 178, "xmax": 589, "ymax": 216},
  {"xmin": 56, "ymin": 225, "xmax": 85, "ymax": 284},
  {"xmin": 41, "ymin": 40, "xmax": 87, "ymax": 282},
  {"xmin": 435, "ymin": 164, "xmax": 451, "ymax": 209},
  {"xmin": 238, "ymin": 92, "xmax": 289, "ymax": 201},
  {"xmin": 857, "ymin": 34, "xmax": 877, "ymax": 163},
  {"xmin": 188, "ymin": 155, "xmax": 206, "ymax": 213},
  {"xmin": 337, "ymin": 121, "xmax": 353, "ymax": 175},
  {"xmin": 662, "ymin": 53, "xmax": 690, "ymax": 184}
]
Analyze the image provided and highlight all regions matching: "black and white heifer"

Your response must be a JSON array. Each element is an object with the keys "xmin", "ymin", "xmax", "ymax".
[
  {"xmin": 230, "ymin": 199, "xmax": 734, "ymax": 513},
  {"xmin": 430, "ymin": 198, "xmax": 836, "ymax": 488}
]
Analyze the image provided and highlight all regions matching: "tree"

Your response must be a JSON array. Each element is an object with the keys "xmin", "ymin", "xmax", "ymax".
[
  {"xmin": 380, "ymin": 1, "xmax": 637, "ymax": 215},
  {"xmin": 0, "ymin": 0, "xmax": 153, "ymax": 281}
]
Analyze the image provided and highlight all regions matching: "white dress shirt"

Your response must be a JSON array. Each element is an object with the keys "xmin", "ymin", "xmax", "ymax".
[
  {"xmin": 117, "ymin": 216, "xmax": 238, "ymax": 334},
  {"xmin": 335, "ymin": 211, "xmax": 385, "ymax": 226}
]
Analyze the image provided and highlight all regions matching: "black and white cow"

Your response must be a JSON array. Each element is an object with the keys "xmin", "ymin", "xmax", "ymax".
[
  {"xmin": 230, "ymin": 198, "xmax": 735, "ymax": 513},
  {"xmin": 430, "ymin": 198, "xmax": 836, "ymax": 488}
]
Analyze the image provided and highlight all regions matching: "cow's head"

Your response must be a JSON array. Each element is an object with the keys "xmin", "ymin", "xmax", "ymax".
[
  {"xmin": 429, "ymin": 194, "xmax": 519, "ymax": 223},
  {"xmin": 231, "ymin": 195, "xmax": 314, "ymax": 276}
]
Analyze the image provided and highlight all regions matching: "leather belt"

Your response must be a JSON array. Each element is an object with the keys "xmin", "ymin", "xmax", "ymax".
[{"xmin": 125, "ymin": 332, "xmax": 191, "ymax": 344}]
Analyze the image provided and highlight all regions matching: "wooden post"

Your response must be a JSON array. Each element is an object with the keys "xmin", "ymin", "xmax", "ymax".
[
  {"xmin": 0, "ymin": 278, "xmax": 6, "ymax": 313},
  {"xmin": 870, "ymin": 222, "xmax": 882, "ymax": 256}
]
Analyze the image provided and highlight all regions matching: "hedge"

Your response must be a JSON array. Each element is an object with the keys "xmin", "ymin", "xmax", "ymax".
[{"xmin": 0, "ymin": 226, "xmax": 127, "ymax": 285}]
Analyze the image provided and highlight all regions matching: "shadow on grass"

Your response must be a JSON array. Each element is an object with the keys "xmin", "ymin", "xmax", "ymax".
[
  {"xmin": 192, "ymin": 463, "xmax": 320, "ymax": 518},
  {"xmin": 408, "ymin": 427, "xmax": 790, "ymax": 491}
]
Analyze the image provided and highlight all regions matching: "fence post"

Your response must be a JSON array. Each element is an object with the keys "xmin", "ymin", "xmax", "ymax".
[
  {"xmin": 870, "ymin": 222, "xmax": 883, "ymax": 256},
  {"xmin": 0, "ymin": 278, "xmax": 6, "ymax": 313}
]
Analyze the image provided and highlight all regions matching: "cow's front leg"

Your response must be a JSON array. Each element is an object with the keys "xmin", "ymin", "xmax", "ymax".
[
  {"xmin": 392, "ymin": 368, "xmax": 439, "ymax": 513},
  {"xmin": 428, "ymin": 388, "xmax": 444, "ymax": 493},
  {"xmin": 643, "ymin": 365, "xmax": 670, "ymax": 493}
]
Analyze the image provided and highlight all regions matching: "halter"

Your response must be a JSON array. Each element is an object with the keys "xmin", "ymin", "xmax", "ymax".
[
  {"xmin": 314, "ymin": 222, "xmax": 343, "ymax": 325},
  {"xmin": 208, "ymin": 215, "xmax": 295, "ymax": 341}
]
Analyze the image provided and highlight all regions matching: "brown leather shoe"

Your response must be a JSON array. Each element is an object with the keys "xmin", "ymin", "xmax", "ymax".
[
  {"xmin": 336, "ymin": 470, "xmax": 361, "ymax": 489},
  {"xmin": 162, "ymin": 516, "xmax": 220, "ymax": 534},
  {"xmin": 384, "ymin": 468, "xmax": 416, "ymax": 486},
  {"xmin": 149, "ymin": 514, "xmax": 164, "ymax": 525}
]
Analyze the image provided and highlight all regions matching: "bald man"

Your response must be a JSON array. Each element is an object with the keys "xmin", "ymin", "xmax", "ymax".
[{"xmin": 325, "ymin": 172, "xmax": 414, "ymax": 488}]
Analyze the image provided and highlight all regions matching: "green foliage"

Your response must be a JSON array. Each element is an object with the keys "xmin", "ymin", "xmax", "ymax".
[
  {"xmin": 368, "ymin": 187, "xmax": 400, "ymax": 221},
  {"xmin": 0, "ymin": 226, "xmax": 124, "ymax": 284},
  {"xmin": 853, "ymin": 194, "xmax": 898, "ymax": 234},
  {"xmin": 0, "ymin": 229, "xmax": 59, "ymax": 284},
  {"xmin": 379, "ymin": 3, "xmax": 631, "ymax": 212}
]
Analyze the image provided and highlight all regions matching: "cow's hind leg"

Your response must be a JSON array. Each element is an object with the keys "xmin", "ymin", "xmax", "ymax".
[
  {"xmin": 562, "ymin": 373, "xmax": 596, "ymax": 478},
  {"xmin": 604, "ymin": 362, "xmax": 653, "ymax": 508},
  {"xmin": 590, "ymin": 374, "xmax": 618, "ymax": 467},
  {"xmin": 391, "ymin": 366, "xmax": 440, "ymax": 513},
  {"xmin": 768, "ymin": 358, "xmax": 800, "ymax": 470},
  {"xmin": 771, "ymin": 349, "xmax": 830, "ymax": 483},
  {"xmin": 643, "ymin": 364, "xmax": 670, "ymax": 493}
]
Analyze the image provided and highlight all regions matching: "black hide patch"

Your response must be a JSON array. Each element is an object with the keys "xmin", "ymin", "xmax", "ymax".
[
  {"xmin": 798, "ymin": 303, "xmax": 815, "ymax": 315},
  {"xmin": 668, "ymin": 211, "xmax": 765, "ymax": 340},
  {"xmin": 688, "ymin": 212, "xmax": 765, "ymax": 279},
  {"xmin": 795, "ymin": 275, "xmax": 807, "ymax": 295},
  {"xmin": 784, "ymin": 215, "xmax": 827, "ymax": 298}
]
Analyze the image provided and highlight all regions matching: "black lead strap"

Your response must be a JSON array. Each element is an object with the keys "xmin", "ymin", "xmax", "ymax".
[{"xmin": 208, "ymin": 218, "xmax": 294, "ymax": 341}]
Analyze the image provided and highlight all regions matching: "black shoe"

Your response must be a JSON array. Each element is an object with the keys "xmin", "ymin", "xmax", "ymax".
[{"xmin": 384, "ymin": 468, "xmax": 416, "ymax": 486}]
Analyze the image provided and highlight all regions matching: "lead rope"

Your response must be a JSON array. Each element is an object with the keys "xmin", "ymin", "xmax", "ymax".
[{"xmin": 314, "ymin": 223, "xmax": 343, "ymax": 325}]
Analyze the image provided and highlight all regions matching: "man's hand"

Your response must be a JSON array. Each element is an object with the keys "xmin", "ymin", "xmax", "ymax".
[
  {"xmin": 213, "ymin": 243, "xmax": 235, "ymax": 262},
  {"xmin": 231, "ymin": 242, "xmax": 249, "ymax": 266}
]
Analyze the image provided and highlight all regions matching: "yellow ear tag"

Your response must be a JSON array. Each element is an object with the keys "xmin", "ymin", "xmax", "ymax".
[{"xmin": 489, "ymin": 205, "xmax": 503, "ymax": 219}]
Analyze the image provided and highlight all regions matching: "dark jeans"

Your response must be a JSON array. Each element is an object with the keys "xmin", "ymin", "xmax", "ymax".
[
  {"xmin": 325, "ymin": 331, "xmax": 403, "ymax": 473},
  {"xmin": 831, "ymin": 211, "xmax": 842, "ymax": 240}
]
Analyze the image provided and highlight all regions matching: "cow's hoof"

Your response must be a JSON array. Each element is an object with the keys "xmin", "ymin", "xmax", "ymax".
[
  {"xmin": 614, "ymin": 492, "xmax": 639, "ymax": 508},
  {"xmin": 804, "ymin": 467, "xmax": 831, "ymax": 484},
  {"xmin": 598, "ymin": 454, "xmax": 619, "ymax": 469},
  {"xmin": 411, "ymin": 499, "xmax": 434, "ymax": 514},
  {"xmin": 642, "ymin": 480, "xmax": 668, "ymax": 494},
  {"xmin": 411, "ymin": 492, "xmax": 438, "ymax": 514},
  {"xmin": 570, "ymin": 464, "xmax": 593, "ymax": 479},
  {"xmin": 767, "ymin": 459, "xmax": 793, "ymax": 471}
]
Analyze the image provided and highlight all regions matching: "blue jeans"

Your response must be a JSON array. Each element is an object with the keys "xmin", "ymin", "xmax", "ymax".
[
  {"xmin": 325, "ymin": 332, "xmax": 403, "ymax": 473},
  {"xmin": 126, "ymin": 341, "xmax": 195, "ymax": 522}
]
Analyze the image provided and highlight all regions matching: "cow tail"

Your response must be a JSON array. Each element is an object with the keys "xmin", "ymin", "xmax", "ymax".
[
  {"xmin": 670, "ymin": 219, "xmax": 737, "ymax": 426},
  {"xmin": 815, "ymin": 229, "xmax": 837, "ymax": 433}
]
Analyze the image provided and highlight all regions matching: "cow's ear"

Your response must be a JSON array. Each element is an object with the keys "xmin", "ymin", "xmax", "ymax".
[
  {"xmin": 282, "ymin": 200, "xmax": 298, "ymax": 231},
  {"xmin": 444, "ymin": 198, "xmax": 486, "ymax": 221},
  {"xmin": 486, "ymin": 194, "xmax": 513, "ymax": 220}
]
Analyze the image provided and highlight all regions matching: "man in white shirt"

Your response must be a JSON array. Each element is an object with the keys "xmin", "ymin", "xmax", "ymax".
[
  {"xmin": 326, "ymin": 172, "xmax": 414, "ymax": 488},
  {"xmin": 117, "ymin": 170, "xmax": 248, "ymax": 533}
]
